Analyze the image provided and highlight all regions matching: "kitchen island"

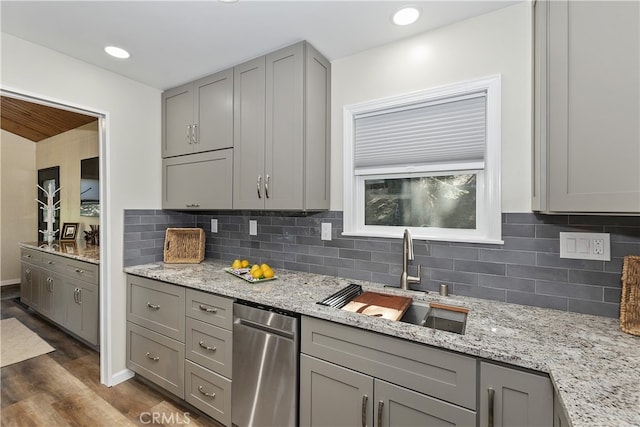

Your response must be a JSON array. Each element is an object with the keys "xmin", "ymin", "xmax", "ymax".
[{"xmin": 125, "ymin": 259, "xmax": 640, "ymax": 427}]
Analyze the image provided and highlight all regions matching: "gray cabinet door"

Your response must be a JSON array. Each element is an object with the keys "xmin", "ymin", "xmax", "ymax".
[
  {"xmin": 479, "ymin": 362, "xmax": 553, "ymax": 427},
  {"xmin": 375, "ymin": 379, "xmax": 476, "ymax": 427},
  {"xmin": 39, "ymin": 272, "xmax": 57, "ymax": 319},
  {"xmin": 64, "ymin": 277, "xmax": 99, "ymax": 346},
  {"xmin": 264, "ymin": 43, "xmax": 304, "ymax": 209},
  {"xmin": 162, "ymin": 149, "xmax": 233, "ymax": 210},
  {"xmin": 20, "ymin": 262, "xmax": 38, "ymax": 306},
  {"xmin": 193, "ymin": 69, "xmax": 233, "ymax": 153},
  {"xmin": 534, "ymin": 0, "xmax": 640, "ymax": 212},
  {"xmin": 300, "ymin": 354, "xmax": 374, "ymax": 427},
  {"xmin": 233, "ymin": 56, "xmax": 266, "ymax": 210},
  {"xmin": 162, "ymin": 82, "xmax": 194, "ymax": 158},
  {"xmin": 553, "ymin": 391, "xmax": 570, "ymax": 427}
]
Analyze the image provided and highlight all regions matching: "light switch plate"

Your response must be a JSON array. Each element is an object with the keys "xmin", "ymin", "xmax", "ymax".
[
  {"xmin": 249, "ymin": 220, "xmax": 257, "ymax": 236},
  {"xmin": 321, "ymin": 222, "xmax": 332, "ymax": 241},
  {"xmin": 559, "ymin": 232, "xmax": 610, "ymax": 261},
  {"xmin": 211, "ymin": 219, "xmax": 218, "ymax": 233}
]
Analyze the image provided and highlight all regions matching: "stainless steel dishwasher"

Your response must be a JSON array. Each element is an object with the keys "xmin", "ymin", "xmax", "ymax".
[{"xmin": 232, "ymin": 301, "xmax": 299, "ymax": 427}]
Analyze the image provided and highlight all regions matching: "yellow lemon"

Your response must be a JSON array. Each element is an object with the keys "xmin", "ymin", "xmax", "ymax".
[
  {"xmin": 251, "ymin": 267, "xmax": 263, "ymax": 279},
  {"xmin": 241, "ymin": 259, "xmax": 250, "ymax": 268},
  {"xmin": 263, "ymin": 268, "xmax": 274, "ymax": 279},
  {"xmin": 250, "ymin": 264, "xmax": 260, "ymax": 273},
  {"xmin": 260, "ymin": 263, "xmax": 270, "ymax": 271},
  {"xmin": 231, "ymin": 259, "xmax": 242, "ymax": 269}
]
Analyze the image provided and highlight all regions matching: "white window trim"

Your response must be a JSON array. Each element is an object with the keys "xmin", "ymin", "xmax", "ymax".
[{"xmin": 343, "ymin": 75, "xmax": 503, "ymax": 244}]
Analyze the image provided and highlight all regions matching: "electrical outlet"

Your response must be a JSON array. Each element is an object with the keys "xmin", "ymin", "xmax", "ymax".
[
  {"xmin": 249, "ymin": 220, "xmax": 257, "ymax": 236},
  {"xmin": 321, "ymin": 222, "xmax": 332, "ymax": 241},
  {"xmin": 560, "ymin": 232, "xmax": 610, "ymax": 261},
  {"xmin": 211, "ymin": 219, "xmax": 218, "ymax": 233}
]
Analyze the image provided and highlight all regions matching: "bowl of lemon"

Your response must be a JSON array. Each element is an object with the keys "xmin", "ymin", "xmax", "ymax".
[{"xmin": 226, "ymin": 259, "xmax": 277, "ymax": 282}]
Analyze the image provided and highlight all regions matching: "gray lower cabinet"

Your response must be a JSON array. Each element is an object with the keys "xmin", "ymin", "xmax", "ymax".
[
  {"xmin": 233, "ymin": 41, "xmax": 330, "ymax": 210},
  {"xmin": 479, "ymin": 362, "xmax": 553, "ymax": 427},
  {"xmin": 553, "ymin": 391, "xmax": 570, "ymax": 427},
  {"xmin": 162, "ymin": 149, "xmax": 233, "ymax": 210},
  {"xmin": 126, "ymin": 275, "xmax": 233, "ymax": 426},
  {"xmin": 162, "ymin": 68, "xmax": 233, "ymax": 158},
  {"xmin": 300, "ymin": 354, "xmax": 476, "ymax": 427},
  {"xmin": 20, "ymin": 248, "xmax": 99, "ymax": 347},
  {"xmin": 533, "ymin": 0, "xmax": 640, "ymax": 212}
]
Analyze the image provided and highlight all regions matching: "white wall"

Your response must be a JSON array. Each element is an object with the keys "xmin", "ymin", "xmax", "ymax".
[
  {"xmin": 36, "ymin": 121, "xmax": 100, "ymax": 236},
  {"xmin": 0, "ymin": 130, "xmax": 37, "ymax": 284},
  {"xmin": 330, "ymin": 2, "xmax": 532, "ymax": 212},
  {"xmin": 1, "ymin": 33, "xmax": 162, "ymax": 384}
]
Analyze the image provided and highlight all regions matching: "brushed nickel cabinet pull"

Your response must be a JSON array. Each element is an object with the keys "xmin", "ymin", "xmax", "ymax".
[
  {"xmin": 265, "ymin": 174, "xmax": 270, "ymax": 199},
  {"xmin": 192, "ymin": 124, "xmax": 198, "ymax": 143},
  {"xmin": 186, "ymin": 125, "xmax": 192, "ymax": 144},
  {"xmin": 377, "ymin": 400, "xmax": 384, "ymax": 427},
  {"xmin": 77, "ymin": 289, "xmax": 82, "ymax": 304},
  {"xmin": 146, "ymin": 352, "xmax": 160, "ymax": 361},
  {"xmin": 47, "ymin": 260, "xmax": 54, "ymax": 265},
  {"xmin": 25, "ymin": 254, "xmax": 32, "ymax": 258},
  {"xmin": 198, "ymin": 386, "xmax": 216, "ymax": 398},
  {"xmin": 361, "ymin": 395, "xmax": 368, "ymax": 427},
  {"xmin": 488, "ymin": 387, "xmax": 495, "ymax": 427},
  {"xmin": 198, "ymin": 341, "xmax": 217, "ymax": 352},
  {"xmin": 147, "ymin": 302, "xmax": 160, "ymax": 310},
  {"xmin": 75, "ymin": 268, "xmax": 85, "ymax": 274},
  {"xmin": 199, "ymin": 304, "xmax": 217, "ymax": 313},
  {"xmin": 257, "ymin": 175, "xmax": 263, "ymax": 199}
]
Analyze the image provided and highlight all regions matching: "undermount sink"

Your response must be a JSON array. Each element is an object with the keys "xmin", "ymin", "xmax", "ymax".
[{"xmin": 400, "ymin": 302, "xmax": 469, "ymax": 335}]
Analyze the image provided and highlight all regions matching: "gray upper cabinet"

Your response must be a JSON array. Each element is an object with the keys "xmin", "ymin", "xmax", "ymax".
[
  {"xmin": 233, "ymin": 41, "xmax": 331, "ymax": 210},
  {"xmin": 533, "ymin": 0, "xmax": 640, "ymax": 212},
  {"xmin": 162, "ymin": 69, "xmax": 233, "ymax": 158},
  {"xmin": 162, "ymin": 149, "xmax": 233, "ymax": 210},
  {"xmin": 479, "ymin": 362, "xmax": 553, "ymax": 427}
]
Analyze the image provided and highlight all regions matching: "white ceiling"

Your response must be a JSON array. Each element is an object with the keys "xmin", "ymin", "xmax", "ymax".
[{"xmin": 1, "ymin": 1, "xmax": 520, "ymax": 90}]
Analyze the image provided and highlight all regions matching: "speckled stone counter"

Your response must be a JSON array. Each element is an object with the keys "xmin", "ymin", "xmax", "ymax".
[
  {"xmin": 124, "ymin": 260, "xmax": 640, "ymax": 427},
  {"xmin": 19, "ymin": 241, "xmax": 100, "ymax": 264}
]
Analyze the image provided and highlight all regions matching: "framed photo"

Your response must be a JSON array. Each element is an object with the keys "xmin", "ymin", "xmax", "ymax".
[
  {"xmin": 61, "ymin": 241, "xmax": 77, "ymax": 254},
  {"xmin": 60, "ymin": 222, "xmax": 79, "ymax": 241}
]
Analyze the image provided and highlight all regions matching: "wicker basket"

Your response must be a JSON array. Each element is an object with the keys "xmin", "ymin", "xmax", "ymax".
[
  {"xmin": 163, "ymin": 228, "xmax": 205, "ymax": 264},
  {"xmin": 620, "ymin": 255, "xmax": 640, "ymax": 336}
]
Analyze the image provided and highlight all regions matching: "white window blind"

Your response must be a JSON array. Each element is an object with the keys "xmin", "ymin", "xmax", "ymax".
[{"xmin": 354, "ymin": 92, "xmax": 486, "ymax": 175}]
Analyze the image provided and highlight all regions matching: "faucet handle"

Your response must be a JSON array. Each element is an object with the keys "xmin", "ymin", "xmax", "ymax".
[{"xmin": 408, "ymin": 264, "xmax": 421, "ymax": 284}]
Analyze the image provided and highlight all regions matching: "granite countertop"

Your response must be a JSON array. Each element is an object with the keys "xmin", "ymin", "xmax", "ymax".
[
  {"xmin": 124, "ymin": 260, "xmax": 640, "ymax": 427},
  {"xmin": 20, "ymin": 241, "xmax": 100, "ymax": 265}
]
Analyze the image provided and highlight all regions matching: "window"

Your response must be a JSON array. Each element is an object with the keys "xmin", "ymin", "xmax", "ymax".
[{"xmin": 343, "ymin": 76, "xmax": 502, "ymax": 243}]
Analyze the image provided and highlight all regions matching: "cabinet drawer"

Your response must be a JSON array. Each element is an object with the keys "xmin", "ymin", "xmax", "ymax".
[
  {"xmin": 61, "ymin": 258, "xmax": 99, "ymax": 285},
  {"xmin": 127, "ymin": 275, "xmax": 186, "ymax": 341},
  {"xmin": 185, "ymin": 289, "xmax": 233, "ymax": 330},
  {"xmin": 21, "ymin": 248, "xmax": 42, "ymax": 264},
  {"xmin": 185, "ymin": 360, "xmax": 231, "ymax": 427},
  {"xmin": 40, "ymin": 252, "xmax": 65, "ymax": 275},
  {"xmin": 301, "ymin": 316, "xmax": 476, "ymax": 410},
  {"xmin": 186, "ymin": 317, "xmax": 232, "ymax": 378},
  {"xmin": 127, "ymin": 322, "xmax": 185, "ymax": 399}
]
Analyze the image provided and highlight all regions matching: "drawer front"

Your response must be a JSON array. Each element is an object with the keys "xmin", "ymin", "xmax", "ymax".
[
  {"xmin": 185, "ymin": 360, "xmax": 232, "ymax": 427},
  {"xmin": 185, "ymin": 289, "xmax": 233, "ymax": 330},
  {"xmin": 61, "ymin": 258, "xmax": 99, "ymax": 285},
  {"xmin": 301, "ymin": 316, "xmax": 477, "ymax": 410},
  {"xmin": 21, "ymin": 248, "xmax": 42, "ymax": 265},
  {"xmin": 127, "ymin": 322, "xmax": 185, "ymax": 399},
  {"xmin": 127, "ymin": 275, "xmax": 186, "ymax": 341},
  {"xmin": 186, "ymin": 317, "xmax": 232, "ymax": 378},
  {"xmin": 40, "ymin": 252, "xmax": 65, "ymax": 275}
]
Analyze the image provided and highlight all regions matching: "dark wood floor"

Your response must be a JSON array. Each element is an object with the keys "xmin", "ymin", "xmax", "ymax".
[{"xmin": 1, "ymin": 298, "xmax": 222, "ymax": 426}]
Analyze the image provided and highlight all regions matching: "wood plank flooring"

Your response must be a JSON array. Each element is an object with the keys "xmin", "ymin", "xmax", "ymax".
[{"xmin": 1, "ymin": 299, "xmax": 223, "ymax": 427}]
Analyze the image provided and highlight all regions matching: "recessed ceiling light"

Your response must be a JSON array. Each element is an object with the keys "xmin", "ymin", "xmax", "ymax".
[
  {"xmin": 104, "ymin": 46, "xmax": 130, "ymax": 59},
  {"xmin": 393, "ymin": 6, "xmax": 420, "ymax": 26}
]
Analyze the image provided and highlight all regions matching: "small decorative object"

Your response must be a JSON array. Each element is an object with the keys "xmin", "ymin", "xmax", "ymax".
[
  {"xmin": 620, "ymin": 255, "xmax": 640, "ymax": 336},
  {"xmin": 83, "ymin": 224, "xmax": 99, "ymax": 246},
  {"xmin": 61, "ymin": 241, "xmax": 77, "ymax": 254},
  {"xmin": 163, "ymin": 228, "xmax": 205, "ymax": 264},
  {"xmin": 60, "ymin": 222, "xmax": 79, "ymax": 241},
  {"xmin": 36, "ymin": 181, "xmax": 61, "ymax": 245}
]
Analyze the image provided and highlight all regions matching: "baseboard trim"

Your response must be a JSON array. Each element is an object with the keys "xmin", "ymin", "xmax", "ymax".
[
  {"xmin": 109, "ymin": 368, "xmax": 135, "ymax": 387},
  {"xmin": 1, "ymin": 279, "xmax": 20, "ymax": 286}
]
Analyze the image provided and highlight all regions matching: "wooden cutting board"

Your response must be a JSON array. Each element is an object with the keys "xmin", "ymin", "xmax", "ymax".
[{"xmin": 342, "ymin": 292, "xmax": 412, "ymax": 321}]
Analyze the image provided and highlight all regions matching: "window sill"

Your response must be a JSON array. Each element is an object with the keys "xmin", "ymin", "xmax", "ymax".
[{"xmin": 341, "ymin": 231, "xmax": 504, "ymax": 245}]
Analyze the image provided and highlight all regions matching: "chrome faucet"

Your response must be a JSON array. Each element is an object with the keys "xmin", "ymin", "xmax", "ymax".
[{"xmin": 400, "ymin": 229, "xmax": 421, "ymax": 290}]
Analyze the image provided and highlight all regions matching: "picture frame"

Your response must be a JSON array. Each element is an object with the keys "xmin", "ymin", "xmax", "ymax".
[
  {"xmin": 60, "ymin": 222, "xmax": 79, "ymax": 241},
  {"xmin": 61, "ymin": 241, "xmax": 77, "ymax": 254}
]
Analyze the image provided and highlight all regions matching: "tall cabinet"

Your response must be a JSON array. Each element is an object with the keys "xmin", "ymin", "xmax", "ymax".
[
  {"xmin": 533, "ymin": 0, "xmax": 640, "ymax": 212},
  {"xmin": 233, "ymin": 41, "xmax": 331, "ymax": 210}
]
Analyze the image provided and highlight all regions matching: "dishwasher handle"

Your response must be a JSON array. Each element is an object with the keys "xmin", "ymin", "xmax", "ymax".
[{"xmin": 234, "ymin": 317, "xmax": 296, "ymax": 340}]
